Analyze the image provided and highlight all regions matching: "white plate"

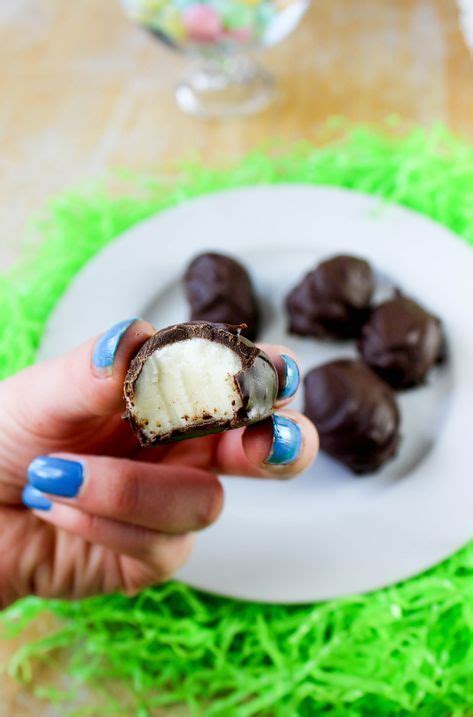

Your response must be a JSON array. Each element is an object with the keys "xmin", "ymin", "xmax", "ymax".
[{"xmin": 39, "ymin": 186, "xmax": 473, "ymax": 604}]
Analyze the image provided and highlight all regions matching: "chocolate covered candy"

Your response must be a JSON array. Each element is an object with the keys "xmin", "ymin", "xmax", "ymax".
[
  {"xmin": 185, "ymin": 252, "xmax": 259, "ymax": 341},
  {"xmin": 124, "ymin": 322, "xmax": 277, "ymax": 446},
  {"xmin": 358, "ymin": 294, "xmax": 444, "ymax": 389},
  {"xmin": 304, "ymin": 359, "xmax": 400, "ymax": 474},
  {"xmin": 286, "ymin": 255, "xmax": 374, "ymax": 339}
]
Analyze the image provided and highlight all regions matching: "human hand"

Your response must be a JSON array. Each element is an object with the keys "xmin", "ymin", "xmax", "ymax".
[{"xmin": 0, "ymin": 319, "xmax": 318, "ymax": 607}]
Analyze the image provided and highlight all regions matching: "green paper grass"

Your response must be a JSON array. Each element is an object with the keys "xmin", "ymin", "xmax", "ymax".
[{"xmin": 1, "ymin": 126, "xmax": 473, "ymax": 716}]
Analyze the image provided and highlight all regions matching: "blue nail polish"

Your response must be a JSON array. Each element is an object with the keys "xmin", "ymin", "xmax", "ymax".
[
  {"xmin": 22, "ymin": 485, "xmax": 52, "ymax": 512},
  {"xmin": 28, "ymin": 456, "xmax": 84, "ymax": 498},
  {"xmin": 265, "ymin": 415, "xmax": 302, "ymax": 466},
  {"xmin": 92, "ymin": 318, "xmax": 139, "ymax": 371},
  {"xmin": 278, "ymin": 354, "xmax": 300, "ymax": 400}
]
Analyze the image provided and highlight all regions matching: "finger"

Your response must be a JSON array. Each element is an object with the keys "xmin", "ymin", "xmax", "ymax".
[
  {"xmin": 24, "ymin": 454, "xmax": 224, "ymax": 534},
  {"xmin": 8, "ymin": 319, "xmax": 155, "ymax": 425},
  {"xmin": 213, "ymin": 409, "xmax": 319, "ymax": 479},
  {"xmin": 257, "ymin": 344, "xmax": 301, "ymax": 406},
  {"xmin": 27, "ymin": 500, "xmax": 194, "ymax": 581}
]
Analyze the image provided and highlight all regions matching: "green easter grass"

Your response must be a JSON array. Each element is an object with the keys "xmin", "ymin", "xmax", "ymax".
[{"xmin": 1, "ymin": 125, "xmax": 473, "ymax": 716}]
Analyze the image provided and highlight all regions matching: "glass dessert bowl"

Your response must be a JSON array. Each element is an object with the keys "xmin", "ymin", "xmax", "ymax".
[{"xmin": 121, "ymin": 0, "xmax": 310, "ymax": 118}]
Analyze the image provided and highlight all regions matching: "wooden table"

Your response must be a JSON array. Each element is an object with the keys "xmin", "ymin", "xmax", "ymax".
[{"xmin": 0, "ymin": 0, "xmax": 472, "ymax": 713}]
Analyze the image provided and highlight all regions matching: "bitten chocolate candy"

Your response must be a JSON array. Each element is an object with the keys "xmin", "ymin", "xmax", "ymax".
[
  {"xmin": 286, "ymin": 255, "xmax": 374, "ymax": 339},
  {"xmin": 185, "ymin": 252, "xmax": 260, "ymax": 341},
  {"xmin": 124, "ymin": 322, "xmax": 278, "ymax": 446},
  {"xmin": 304, "ymin": 359, "xmax": 400, "ymax": 474},
  {"xmin": 358, "ymin": 294, "xmax": 444, "ymax": 389}
]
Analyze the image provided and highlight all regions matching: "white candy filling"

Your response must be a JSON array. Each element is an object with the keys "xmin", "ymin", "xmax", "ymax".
[{"xmin": 132, "ymin": 338, "xmax": 244, "ymax": 440}]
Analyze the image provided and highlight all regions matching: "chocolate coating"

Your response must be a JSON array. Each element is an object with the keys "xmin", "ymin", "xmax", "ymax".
[
  {"xmin": 358, "ymin": 294, "xmax": 444, "ymax": 389},
  {"xmin": 124, "ymin": 322, "xmax": 278, "ymax": 446},
  {"xmin": 304, "ymin": 359, "xmax": 400, "ymax": 474},
  {"xmin": 185, "ymin": 252, "xmax": 259, "ymax": 341},
  {"xmin": 286, "ymin": 255, "xmax": 374, "ymax": 339}
]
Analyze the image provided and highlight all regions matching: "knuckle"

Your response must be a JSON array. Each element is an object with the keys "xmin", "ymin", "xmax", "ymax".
[
  {"xmin": 111, "ymin": 467, "xmax": 141, "ymax": 516},
  {"xmin": 199, "ymin": 480, "xmax": 224, "ymax": 528},
  {"xmin": 77, "ymin": 511, "xmax": 103, "ymax": 538},
  {"xmin": 150, "ymin": 535, "xmax": 194, "ymax": 580}
]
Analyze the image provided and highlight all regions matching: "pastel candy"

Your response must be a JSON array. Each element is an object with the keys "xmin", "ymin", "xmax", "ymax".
[
  {"xmin": 130, "ymin": 0, "xmax": 300, "ymax": 48},
  {"xmin": 174, "ymin": 0, "xmax": 197, "ymax": 9},
  {"xmin": 229, "ymin": 26, "xmax": 253, "ymax": 42},
  {"xmin": 220, "ymin": 2, "xmax": 253, "ymax": 29},
  {"xmin": 160, "ymin": 5, "xmax": 186, "ymax": 40},
  {"xmin": 183, "ymin": 4, "xmax": 223, "ymax": 41},
  {"xmin": 256, "ymin": 3, "xmax": 276, "ymax": 28}
]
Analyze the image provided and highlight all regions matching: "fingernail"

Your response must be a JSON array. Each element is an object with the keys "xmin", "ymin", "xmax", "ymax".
[
  {"xmin": 92, "ymin": 318, "xmax": 139, "ymax": 375},
  {"xmin": 22, "ymin": 485, "xmax": 52, "ymax": 512},
  {"xmin": 265, "ymin": 414, "xmax": 302, "ymax": 466},
  {"xmin": 278, "ymin": 354, "xmax": 300, "ymax": 400},
  {"xmin": 28, "ymin": 456, "xmax": 84, "ymax": 498}
]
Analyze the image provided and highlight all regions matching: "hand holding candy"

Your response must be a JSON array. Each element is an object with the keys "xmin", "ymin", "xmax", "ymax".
[{"xmin": 0, "ymin": 319, "xmax": 317, "ymax": 606}]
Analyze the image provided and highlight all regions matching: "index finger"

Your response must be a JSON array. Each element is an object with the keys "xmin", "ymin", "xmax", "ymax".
[{"xmin": 6, "ymin": 319, "xmax": 156, "ymax": 428}]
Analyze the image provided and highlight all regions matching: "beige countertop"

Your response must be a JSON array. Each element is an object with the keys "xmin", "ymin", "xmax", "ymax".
[
  {"xmin": 1, "ymin": 0, "xmax": 472, "ymax": 271},
  {"xmin": 0, "ymin": 0, "xmax": 472, "ymax": 713}
]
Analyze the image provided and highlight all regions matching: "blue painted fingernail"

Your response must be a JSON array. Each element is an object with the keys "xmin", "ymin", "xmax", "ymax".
[
  {"xmin": 92, "ymin": 318, "xmax": 139, "ymax": 374},
  {"xmin": 28, "ymin": 456, "xmax": 84, "ymax": 498},
  {"xmin": 22, "ymin": 485, "xmax": 52, "ymax": 512},
  {"xmin": 265, "ymin": 414, "xmax": 302, "ymax": 466},
  {"xmin": 278, "ymin": 354, "xmax": 300, "ymax": 400}
]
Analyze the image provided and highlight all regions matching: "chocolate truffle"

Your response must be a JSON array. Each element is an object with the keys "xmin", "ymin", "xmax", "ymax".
[
  {"xmin": 358, "ymin": 294, "xmax": 443, "ymax": 389},
  {"xmin": 286, "ymin": 255, "xmax": 374, "ymax": 339},
  {"xmin": 185, "ymin": 252, "xmax": 259, "ymax": 341},
  {"xmin": 304, "ymin": 359, "xmax": 400, "ymax": 474},
  {"xmin": 124, "ymin": 322, "xmax": 278, "ymax": 446}
]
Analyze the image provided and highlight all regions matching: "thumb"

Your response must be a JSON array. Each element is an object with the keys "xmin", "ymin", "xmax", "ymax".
[{"xmin": 10, "ymin": 319, "xmax": 155, "ymax": 423}]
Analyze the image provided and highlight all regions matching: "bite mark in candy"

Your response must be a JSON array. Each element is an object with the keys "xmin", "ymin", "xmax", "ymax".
[{"xmin": 124, "ymin": 322, "xmax": 278, "ymax": 445}]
